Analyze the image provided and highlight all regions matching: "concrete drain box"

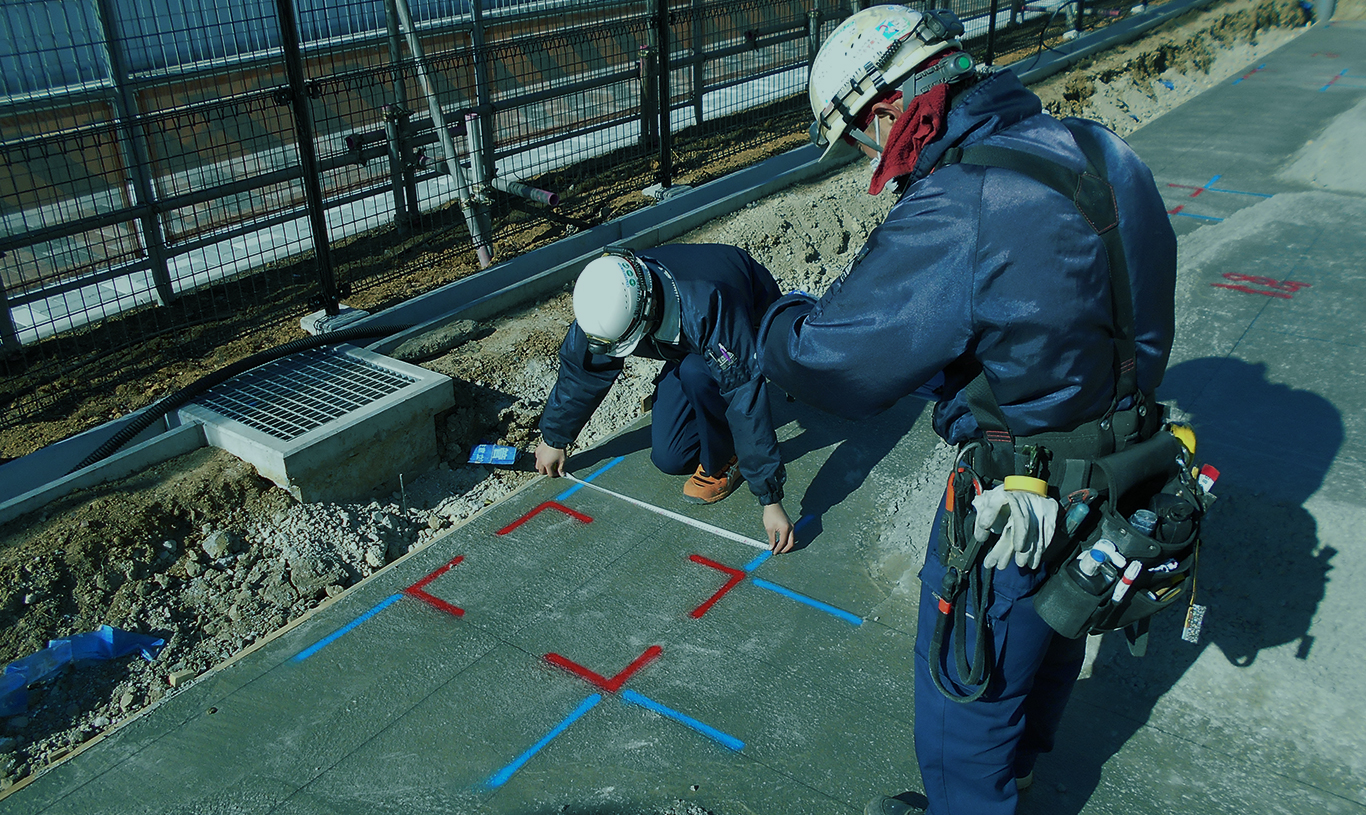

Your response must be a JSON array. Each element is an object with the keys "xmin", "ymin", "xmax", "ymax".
[{"xmin": 178, "ymin": 344, "xmax": 455, "ymax": 504}]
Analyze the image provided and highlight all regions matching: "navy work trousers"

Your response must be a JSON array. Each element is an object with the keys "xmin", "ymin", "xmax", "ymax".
[
  {"xmin": 649, "ymin": 355, "xmax": 735, "ymax": 477},
  {"xmin": 914, "ymin": 504, "xmax": 1087, "ymax": 815}
]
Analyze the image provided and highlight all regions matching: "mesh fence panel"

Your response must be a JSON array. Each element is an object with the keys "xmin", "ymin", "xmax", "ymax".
[{"xmin": 1, "ymin": 0, "xmax": 1167, "ymax": 455}]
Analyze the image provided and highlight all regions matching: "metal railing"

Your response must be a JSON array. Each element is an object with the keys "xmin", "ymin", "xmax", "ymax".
[{"xmin": 0, "ymin": 0, "xmax": 1139, "ymax": 449}]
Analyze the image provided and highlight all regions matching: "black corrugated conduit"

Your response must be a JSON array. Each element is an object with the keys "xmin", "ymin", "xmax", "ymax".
[{"xmin": 69, "ymin": 324, "xmax": 413, "ymax": 475}]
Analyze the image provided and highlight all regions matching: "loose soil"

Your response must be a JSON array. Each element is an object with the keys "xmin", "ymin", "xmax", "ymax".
[{"xmin": 0, "ymin": 0, "xmax": 1332, "ymax": 796}]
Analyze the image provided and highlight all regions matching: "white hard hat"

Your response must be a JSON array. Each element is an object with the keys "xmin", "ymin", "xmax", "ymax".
[
  {"xmin": 808, "ymin": 7, "xmax": 972, "ymax": 162},
  {"xmin": 573, "ymin": 252, "xmax": 655, "ymax": 357}
]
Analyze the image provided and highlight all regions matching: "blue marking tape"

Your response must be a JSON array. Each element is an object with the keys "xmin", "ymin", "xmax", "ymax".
[
  {"xmin": 488, "ymin": 694, "xmax": 602, "ymax": 787},
  {"xmin": 1320, "ymin": 69, "xmax": 1348, "ymax": 91},
  {"xmin": 743, "ymin": 550, "xmax": 772, "ymax": 572},
  {"xmin": 750, "ymin": 578, "xmax": 863, "ymax": 626},
  {"xmin": 556, "ymin": 456, "xmax": 625, "ymax": 501},
  {"xmin": 620, "ymin": 690, "xmax": 744, "ymax": 751},
  {"xmin": 1173, "ymin": 211, "xmax": 1224, "ymax": 222},
  {"xmin": 292, "ymin": 594, "xmax": 402, "ymax": 661},
  {"xmin": 794, "ymin": 514, "xmax": 816, "ymax": 532},
  {"xmin": 1206, "ymin": 186, "xmax": 1272, "ymax": 198}
]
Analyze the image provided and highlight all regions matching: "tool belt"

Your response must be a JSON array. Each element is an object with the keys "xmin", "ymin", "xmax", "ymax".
[
  {"xmin": 927, "ymin": 120, "xmax": 1209, "ymax": 702},
  {"xmin": 949, "ymin": 417, "xmax": 1208, "ymax": 651}
]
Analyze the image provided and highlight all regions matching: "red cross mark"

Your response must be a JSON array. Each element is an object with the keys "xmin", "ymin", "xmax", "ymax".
[
  {"xmin": 544, "ymin": 645, "xmax": 664, "ymax": 692},
  {"xmin": 1210, "ymin": 272, "xmax": 1311, "ymax": 300},
  {"xmin": 404, "ymin": 555, "xmax": 466, "ymax": 617},
  {"xmin": 496, "ymin": 501, "xmax": 593, "ymax": 535},
  {"xmin": 688, "ymin": 554, "xmax": 747, "ymax": 619}
]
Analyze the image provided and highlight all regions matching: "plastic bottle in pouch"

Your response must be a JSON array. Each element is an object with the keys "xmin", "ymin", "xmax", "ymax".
[
  {"xmin": 1128, "ymin": 509, "xmax": 1158, "ymax": 537},
  {"xmin": 1069, "ymin": 548, "xmax": 1114, "ymax": 596}
]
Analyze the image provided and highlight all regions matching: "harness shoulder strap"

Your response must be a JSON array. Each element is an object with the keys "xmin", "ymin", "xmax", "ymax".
[{"xmin": 941, "ymin": 121, "xmax": 1139, "ymax": 447}]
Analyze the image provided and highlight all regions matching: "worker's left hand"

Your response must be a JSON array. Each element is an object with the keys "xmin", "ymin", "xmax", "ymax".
[
  {"xmin": 972, "ymin": 485, "xmax": 1058, "ymax": 571},
  {"xmin": 763, "ymin": 503, "xmax": 796, "ymax": 554}
]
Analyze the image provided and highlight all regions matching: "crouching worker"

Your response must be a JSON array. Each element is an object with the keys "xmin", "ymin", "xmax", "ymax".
[{"xmin": 534, "ymin": 244, "xmax": 796, "ymax": 554}]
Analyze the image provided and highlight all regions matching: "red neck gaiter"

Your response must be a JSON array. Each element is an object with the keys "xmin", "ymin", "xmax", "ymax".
[{"xmin": 866, "ymin": 76, "xmax": 953, "ymax": 196}]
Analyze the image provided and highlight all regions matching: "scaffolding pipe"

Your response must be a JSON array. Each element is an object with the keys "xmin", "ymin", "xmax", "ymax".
[
  {"xmin": 463, "ymin": 112, "xmax": 496, "ymax": 261},
  {"xmin": 491, "ymin": 178, "xmax": 559, "ymax": 207},
  {"xmin": 383, "ymin": 0, "xmax": 414, "ymax": 231},
  {"xmin": 94, "ymin": 0, "xmax": 173, "ymax": 306},
  {"xmin": 389, "ymin": 0, "xmax": 494, "ymax": 268}
]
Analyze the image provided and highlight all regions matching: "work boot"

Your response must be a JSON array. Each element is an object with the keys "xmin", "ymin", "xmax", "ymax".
[
  {"xmin": 864, "ymin": 792, "xmax": 927, "ymax": 815},
  {"xmin": 1016, "ymin": 770, "xmax": 1034, "ymax": 791},
  {"xmin": 682, "ymin": 456, "xmax": 742, "ymax": 504}
]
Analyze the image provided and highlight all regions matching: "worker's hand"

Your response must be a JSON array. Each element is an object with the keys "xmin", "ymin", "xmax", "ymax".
[
  {"xmin": 534, "ymin": 442, "xmax": 567, "ymax": 477},
  {"xmin": 763, "ymin": 503, "xmax": 796, "ymax": 554},
  {"xmin": 972, "ymin": 485, "xmax": 1058, "ymax": 571}
]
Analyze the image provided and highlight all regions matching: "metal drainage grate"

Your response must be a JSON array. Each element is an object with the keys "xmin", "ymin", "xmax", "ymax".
[{"xmin": 193, "ymin": 346, "xmax": 418, "ymax": 442}]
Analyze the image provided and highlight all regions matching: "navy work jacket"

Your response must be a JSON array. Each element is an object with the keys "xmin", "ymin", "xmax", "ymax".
[
  {"xmin": 541, "ymin": 244, "xmax": 787, "ymax": 505},
  {"xmin": 760, "ymin": 69, "xmax": 1177, "ymax": 444}
]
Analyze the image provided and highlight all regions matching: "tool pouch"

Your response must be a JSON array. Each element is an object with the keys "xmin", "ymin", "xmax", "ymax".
[{"xmin": 1034, "ymin": 431, "xmax": 1205, "ymax": 649}]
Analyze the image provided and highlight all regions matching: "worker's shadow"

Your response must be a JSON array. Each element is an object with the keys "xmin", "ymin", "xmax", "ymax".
[
  {"xmin": 1020, "ymin": 358, "xmax": 1339, "ymax": 814},
  {"xmin": 769, "ymin": 390, "xmax": 928, "ymax": 551}
]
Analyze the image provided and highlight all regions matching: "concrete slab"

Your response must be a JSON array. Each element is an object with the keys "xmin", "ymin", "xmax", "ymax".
[{"xmin": 5, "ymin": 20, "xmax": 1366, "ymax": 815}]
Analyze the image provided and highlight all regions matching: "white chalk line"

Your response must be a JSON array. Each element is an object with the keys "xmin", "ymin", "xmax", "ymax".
[{"xmin": 564, "ymin": 474, "xmax": 769, "ymax": 551}]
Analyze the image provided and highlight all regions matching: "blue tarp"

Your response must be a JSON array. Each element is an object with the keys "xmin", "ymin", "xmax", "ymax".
[{"xmin": 0, "ymin": 626, "xmax": 165, "ymax": 717}]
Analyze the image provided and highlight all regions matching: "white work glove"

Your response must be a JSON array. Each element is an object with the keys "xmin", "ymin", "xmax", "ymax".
[{"xmin": 972, "ymin": 484, "xmax": 1059, "ymax": 571}]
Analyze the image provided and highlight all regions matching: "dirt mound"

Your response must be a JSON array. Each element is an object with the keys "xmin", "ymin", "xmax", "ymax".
[{"xmin": 1038, "ymin": 0, "xmax": 1308, "ymax": 129}]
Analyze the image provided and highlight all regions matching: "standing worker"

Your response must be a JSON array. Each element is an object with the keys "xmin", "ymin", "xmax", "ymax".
[
  {"xmin": 536, "ymin": 243, "xmax": 796, "ymax": 554},
  {"xmin": 759, "ymin": 6, "xmax": 1176, "ymax": 815}
]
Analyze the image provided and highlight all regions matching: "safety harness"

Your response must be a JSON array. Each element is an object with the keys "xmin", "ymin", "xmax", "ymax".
[{"xmin": 927, "ymin": 120, "xmax": 1170, "ymax": 702}]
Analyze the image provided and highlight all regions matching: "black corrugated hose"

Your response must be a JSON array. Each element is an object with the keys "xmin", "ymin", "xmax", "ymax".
[{"xmin": 68, "ymin": 324, "xmax": 413, "ymax": 475}]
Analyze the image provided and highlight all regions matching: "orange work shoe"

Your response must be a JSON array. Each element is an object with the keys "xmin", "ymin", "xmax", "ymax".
[{"xmin": 682, "ymin": 456, "xmax": 743, "ymax": 505}]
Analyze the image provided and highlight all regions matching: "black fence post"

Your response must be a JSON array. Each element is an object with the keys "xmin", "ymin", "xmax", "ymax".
[
  {"xmin": 0, "ymin": 255, "xmax": 19, "ymax": 359},
  {"xmin": 691, "ymin": 0, "xmax": 705, "ymax": 129},
  {"xmin": 985, "ymin": 0, "xmax": 1000, "ymax": 65},
  {"xmin": 655, "ymin": 0, "xmax": 673, "ymax": 190},
  {"xmin": 639, "ymin": 45, "xmax": 659, "ymax": 147},
  {"xmin": 94, "ymin": 0, "xmax": 173, "ymax": 306},
  {"xmin": 274, "ymin": 0, "xmax": 340, "ymax": 315},
  {"xmin": 1074, "ymin": 0, "xmax": 1087, "ymax": 35},
  {"xmin": 808, "ymin": 8, "xmax": 822, "ymax": 66}
]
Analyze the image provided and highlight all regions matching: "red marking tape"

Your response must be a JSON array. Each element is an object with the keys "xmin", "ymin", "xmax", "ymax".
[
  {"xmin": 404, "ymin": 555, "xmax": 466, "ymax": 617},
  {"xmin": 496, "ymin": 501, "xmax": 593, "ymax": 535},
  {"xmin": 1210, "ymin": 283, "xmax": 1288, "ymax": 299},
  {"xmin": 688, "ymin": 554, "xmax": 746, "ymax": 619},
  {"xmin": 544, "ymin": 645, "xmax": 663, "ymax": 692},
  {"xmin": 1210, "ymin": 273, "xmax": 1309, "ymax": 300}
]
